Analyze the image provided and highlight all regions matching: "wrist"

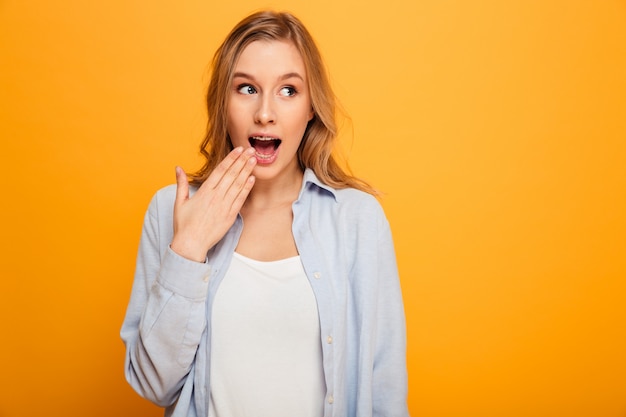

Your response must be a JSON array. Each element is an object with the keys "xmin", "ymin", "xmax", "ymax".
[{"xmin": 170, "ymin": 239, "xmax": 208, "ymax": 263}]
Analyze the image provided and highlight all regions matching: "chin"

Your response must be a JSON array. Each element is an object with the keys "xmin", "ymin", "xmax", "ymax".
[{"xmin": 252, "ymin": 161, "xmax": 302, "ymax": 182}]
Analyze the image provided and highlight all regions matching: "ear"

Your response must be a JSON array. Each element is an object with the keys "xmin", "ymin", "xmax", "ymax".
[{"xmin": 308, "ymin": 108, "xmax": 315, "ymax": 121}]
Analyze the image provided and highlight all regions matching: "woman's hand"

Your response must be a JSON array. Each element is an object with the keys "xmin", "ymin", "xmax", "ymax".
[{"xmin": 170, "ymin": 146, "xmax": 257, "ymax": 262}]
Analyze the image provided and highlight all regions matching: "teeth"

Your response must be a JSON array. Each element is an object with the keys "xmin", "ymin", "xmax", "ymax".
[
  {"xmin": 255, "ymin": 153, "xmax": 273, "ymax": 160},
  {"xmin": 251, "ymin": 136, "xmax": 279, "ymax": 141},
  {"xmin": 248, "ymin": 136, "xmax": 281, "ymax": 159}
]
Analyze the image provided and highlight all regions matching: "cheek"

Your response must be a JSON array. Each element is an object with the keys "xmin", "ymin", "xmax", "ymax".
[
  {"xmin": 226, "ymin": 108, "xmax": 245, "ymax": 134},
  {"xmin": 287, "ymin": 114, "xmax": 309, "ymax": 137},
  {"xmin": 226, "ymin": 98, "xmax": 243, "ymax": 123},
  {"xmin": 292, "ymin": 102, "xmax": 314, "ymax": 124}
]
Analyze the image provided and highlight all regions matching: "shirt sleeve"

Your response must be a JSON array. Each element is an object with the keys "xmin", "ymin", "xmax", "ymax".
[
  {"xmin": 120, "ymin": 192, "xmax": 210, "ymax": 407},
  {"xmin": 372, "ymin": 212, "xmax": 410, "ymax": 417},
  {"xmin": 350, "ymin": 195, "xmax": 410, "ymax": 417}
]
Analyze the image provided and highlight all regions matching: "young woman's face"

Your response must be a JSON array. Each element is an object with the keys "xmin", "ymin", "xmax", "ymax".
[{"xmin": 227, "ymin": 40, "xmax": 313, "ymax": 183}]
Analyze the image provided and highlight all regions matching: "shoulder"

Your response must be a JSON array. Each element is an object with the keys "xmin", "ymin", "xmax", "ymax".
[
  {"xmin": 153, "ymin": 183, "xmax": 177, "ymax": 202},
  {"xmin": 334, "ymin": 186, "xmax": 379, "ymax": 207},
  {"xmin": 302, "ymin": 168, "xmax": 383, "ymax": 215},
  {"xmin": 334, "ymin": 186, "xmax": 386, "ymax": 216},
  {"xmin": 145, "ymin": 184, "xmax": 175, "ymax": 215},
  {"xmin": 153, "ymin": 183, "xmax": 200, "ymax": 202},
  {"xmin": 146, "ymin": 183, "xmax": 199, "ymax": 216},
  {"xmin": 305, "ymin": 183, "xmax": 389, "ymax": 237},
  {"xmin": 334, "ymin": 188, "xmax": 390, "ymax": 237}
]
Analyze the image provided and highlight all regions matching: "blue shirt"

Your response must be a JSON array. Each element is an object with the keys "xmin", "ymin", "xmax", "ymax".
[{"xmin": 121, "ymin": 169, "xmax": 409, "ymax": 417}]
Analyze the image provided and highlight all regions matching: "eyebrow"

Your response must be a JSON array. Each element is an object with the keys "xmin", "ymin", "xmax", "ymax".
[{"xmin": 232, "ymin": 71, "xmax": 305, "ymax": 82}]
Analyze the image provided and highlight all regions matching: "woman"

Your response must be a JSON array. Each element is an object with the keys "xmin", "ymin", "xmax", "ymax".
[{"xmin": 121, "ymin": 10, "xmax": 409, "ymax": 417}]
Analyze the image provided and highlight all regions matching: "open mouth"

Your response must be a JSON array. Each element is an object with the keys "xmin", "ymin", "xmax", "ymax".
[{"xmin": 248, "ymin": 136, "xmax": 282, "ymax": 161}]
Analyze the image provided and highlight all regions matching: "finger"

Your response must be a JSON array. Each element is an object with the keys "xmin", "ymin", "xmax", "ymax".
[
  {"xmin": 202, "ymin": 146, "xmax": 245, "ymax": 190},
  {"xmin": 213, "ymin": 147, "xmax": 256, "ymax": 196},
  {"xmin": 224, "ymin": 155, "xmax": 257, "ymax": 204},
  {"xmin": 229, "ymin": 174, "xmax": 256, "ymax": 215},
  {"xmin": 174, "ymin": 166, "xmax": 189, "ymax": 208}
]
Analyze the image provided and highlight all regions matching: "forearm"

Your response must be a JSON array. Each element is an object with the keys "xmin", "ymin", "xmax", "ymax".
[{"xmin": 122, "ymin": 247, "xmax": 210, "ymax": 406}]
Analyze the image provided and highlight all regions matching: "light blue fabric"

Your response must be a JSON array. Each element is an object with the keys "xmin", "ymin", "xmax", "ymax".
[{"xmin": 121, "ymin": 168, "xmax": 409, "ymax": 417}]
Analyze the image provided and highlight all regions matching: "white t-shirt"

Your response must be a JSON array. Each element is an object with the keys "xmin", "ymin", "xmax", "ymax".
[{"xmin": 209, "ymin": 252, "xmax": 326, "ymax": 417}]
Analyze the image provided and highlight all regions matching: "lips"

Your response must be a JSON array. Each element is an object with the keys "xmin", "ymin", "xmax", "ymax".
[{"xmin": 248, "ymin": 136, "xmax": 282, "ymax": 162}]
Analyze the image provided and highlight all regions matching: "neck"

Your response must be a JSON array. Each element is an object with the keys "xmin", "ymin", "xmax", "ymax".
[{"xmin": 244, "ymin": 167, "xmax": 304, "ymax": 210}]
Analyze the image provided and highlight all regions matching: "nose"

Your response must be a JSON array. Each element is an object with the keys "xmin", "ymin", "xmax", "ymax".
[{"xmin": 254, "ymin": 94, "xmax": 276, "ymax": 125}]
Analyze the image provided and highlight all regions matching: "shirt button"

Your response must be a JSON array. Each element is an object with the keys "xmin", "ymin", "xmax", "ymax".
[
  {"xmin": 328, "ymin": 395, "xmax": 334, "ymax": 404},
  {"xmin": 203, "ymin": 273, "xmax": 210, "ymax": 283},
  {"xmin": 313, "ymin": 272, "xmax": 321, "ymax": 279},
  {"xmin": 327, "ymin": 335, "xmax": 333, "ymax": 344}
]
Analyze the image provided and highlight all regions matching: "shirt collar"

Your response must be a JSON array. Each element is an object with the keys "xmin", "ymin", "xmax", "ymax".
[{"xmin": 299, "ymin": 168, "xmax": 339, "ymax": 202}]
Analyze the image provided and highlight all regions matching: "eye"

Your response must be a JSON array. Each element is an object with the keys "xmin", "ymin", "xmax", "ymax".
[
  {"xmin": 237, "ymin": 84, "xmax": 257, "ymax": 95},
  {"xmin": 279, "ymin": 86, "xmax": 297, "ymax": 97}
]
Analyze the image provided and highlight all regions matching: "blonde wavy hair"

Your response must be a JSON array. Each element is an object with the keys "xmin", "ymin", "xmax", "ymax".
[{"xmin": 189, "ymin": 10, "xmax": 376, "ymax": 195}]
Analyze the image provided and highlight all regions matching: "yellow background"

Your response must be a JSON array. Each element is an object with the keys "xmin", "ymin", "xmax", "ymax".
[{"xmin": 1, "ymin": 0, "xmax": 625, "ymax": 416}]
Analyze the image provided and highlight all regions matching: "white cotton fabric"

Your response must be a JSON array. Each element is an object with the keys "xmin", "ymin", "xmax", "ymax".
[{"xmin": 208, "ymin": 252, "xmax": 325, "ymax": 417}]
